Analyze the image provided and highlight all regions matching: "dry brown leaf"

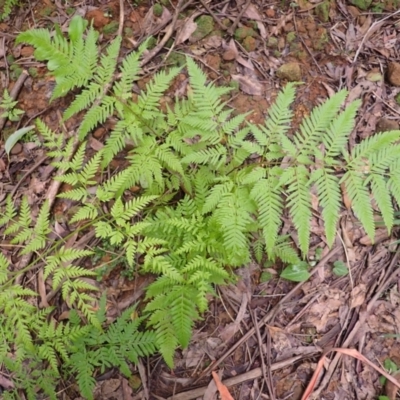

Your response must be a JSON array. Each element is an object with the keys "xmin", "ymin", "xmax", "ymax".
[
  {"xmin": 231, "ymin": 74, "xmax": 263, "ymax": 96},
  {"xmin": 219, "ymin": 293, "xmax": 248, "ymax": 342},
  {"xmin": 301, "ymin": 348, "xmax": 400, "ymax": 400},
  {"xmin": 345, "ymin": 23, "xmax": 356, "ymax": 51},
  {"xmin": 341, "ymin": 182, "xmax": 352, "ymax": 210},
  {"xmin": 350, "ymin": 284, "xmax": 366, "ymax": 309},
  {"xmin": 212, "ymin": 371, "xmax": 234, "ymax": 400},
  {"xmin": 175, "ymin": 16, "xmax": 197, "ymax": 45},
  {"xmin": 243, "ymin": 4, "xmax": 267, "ymax": 38}
]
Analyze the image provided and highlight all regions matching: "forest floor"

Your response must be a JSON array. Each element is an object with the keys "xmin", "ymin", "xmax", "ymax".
[{"xmin": 2, "ymin": 0, "xmax": 400, "ymax": 399}]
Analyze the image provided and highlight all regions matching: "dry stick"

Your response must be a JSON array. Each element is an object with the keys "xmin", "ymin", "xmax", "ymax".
[
  {"xmin": 117, "ymin": 0, "xmax": 124, "ymax": 38},
  {"xmin": 194, "ymin": 246, "xmax": 342, "ymax": 383},
  {"xmin": 140, "ymin": 0, "xmax": 194, "ymax": 68},
  {"xmin": 293, "ymin": 15, "xmax": 322, "ymax": 74},
  {"xmin": 0, "ymin": 155, "xmax": 48, "ymax": 206},
  {"xmin": 353, "ymin": 8, "xmax": 400, "ymax": 64},
  {"xmin": 167, "ymin": 354, "xmax": 318, "ymax": 400},
  {"xmin": 0, "ymin": 70, "xmax": 29, "ymax": 132},
  {"xmin": 227, "ymin": 0, "xmax": 251, "ymax": 36},
  {"xmin": 310, "ymin": 248, "xmax": 400, "ymax": 399}
]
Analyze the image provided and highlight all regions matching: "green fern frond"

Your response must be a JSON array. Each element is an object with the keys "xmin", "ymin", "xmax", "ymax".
[
  {"xmin": 113, "ymin": 48, "xmax": 143, "ymax": 100},
  {"xmin": 367, "ymin": 173, "xmax": 393, "ymax": 232},
  {"xmin": 311, "ymin": 168, "xmax": 341, "ymax": 246},
  {"xmin": 270, "ymin": 236, "xmax": 301, "ymax": 264},
  {"xmin": 293, "ymin": 90, "xmax": 348, "ymax": 158},
  {"xmin": 323, "ymin": 99, "xmax": 360, "ymax": 160},
  {"xmin": 251, "ymin": 172, "xmax": 283, "ymax": 255},
  {"xmin": 138, "ymin": 67, "xmax": 181, "ymax": 116},
  {"xmin": 285, "ymin": 166, "xmax": 311, "ymax": 254},
  {"xmin": 346, "ymin": 130, "xmax": 400, "ymax": 167},
  {"xmin": 0, "ymin": 196, "xmax": 16, "ymax": 227},
  {"xmin": 341, "ymin": 170, "xmax": 374, "ymax": 239},
  {"xmin": 78, "ymin": 96, "xmax": 116, "ymax": 140},
  {"xmin": 388, "ymin": 171, "xmax": 400, "ymax": 209},
  {"xmin": 169, "ymin": 286, "xmax": 199, "ymax": 348},
  {"xmin": 57, "ymin": 187, "xmax": 89, "ymax": 202},
  {"xmin": 254, "ymin": 82, "xmax": 296, "ymax": 147},
  {"xmin": 214, "ymin": 191, "xmax": 252, "ymax": 254}
]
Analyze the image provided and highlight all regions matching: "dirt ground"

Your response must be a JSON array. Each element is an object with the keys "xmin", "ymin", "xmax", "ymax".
[{"xmin": 2, "ymin": 0, "xmax": 400, "ymax": 399}]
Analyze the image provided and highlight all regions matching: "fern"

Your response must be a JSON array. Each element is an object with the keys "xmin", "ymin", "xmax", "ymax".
[{"xmin": 9, "ymin": 15, "xmax": 400, "ymax": 398}]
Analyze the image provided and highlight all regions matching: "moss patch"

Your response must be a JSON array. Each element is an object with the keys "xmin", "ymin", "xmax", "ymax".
[
  {"xmin": 234, "ymin": 27, "xmax": 256, "ymax": 40},
  {"xmin": 191, "ymin": 15, "xmax": 214, "ymax": 42},
  {"xmin": 350, "ymin": 0, "xmax": 372, "ymax": 10}
]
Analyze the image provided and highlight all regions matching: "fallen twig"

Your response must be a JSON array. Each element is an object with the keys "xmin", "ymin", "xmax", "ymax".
[
  {"xmin": 140, "ymin": 0, "xmax": 194, "ymax": 67},
  {"xmin": 308, "ymin": 248, "xmax": 400, "ymax": 398},
  {"xmin": 301, "ymin": 348, "xmax": 400, "ymax": 400},
  {"xmin": 167, "ymin": 353, "xmax": 316, "ymax": 400},
  {"xmin": 194, "ymin": 246, "xmax": 342, "ymax": 382},
  {"xmin": 0, "ymin": 70, "xmax": 29, "ymax": 132}
]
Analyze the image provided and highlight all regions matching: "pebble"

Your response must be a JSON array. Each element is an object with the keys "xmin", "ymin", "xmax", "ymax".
[
  {"xmin": 10, "ymin": 143, "xmax": 23, "ymax": 155},
  {"xmin": 222, "ymin": 49, "xmax": 236, "ymax": 61},
  {"xmin": 387, "ymin": 62, "xmax": 400, "ymax": 86},
  {"xmin": 276, "ymin": 62, "xmax": 302, "ymax": 82}
]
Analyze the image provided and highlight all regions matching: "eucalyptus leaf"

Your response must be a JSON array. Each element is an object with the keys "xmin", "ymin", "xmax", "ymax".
[{"xmin": 4, "ymin": 125, "xmax": 35, "ymax": 156}]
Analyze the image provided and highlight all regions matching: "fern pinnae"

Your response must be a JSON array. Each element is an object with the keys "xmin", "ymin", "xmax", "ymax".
[
  {"xmin": 78, "ymin": 96, "xmax": 116, "ymax": 140},
  {"xmin": 347, "ymin": 130, "xmax": 400, "ymax": 167},
  {"xmin": 311, "ymin": 168, "xmax": 341, "ymax": 247},
  {"xmin": 367, "ymin": 173, "xmax": 394, "ymax": 232},
  {"xmin": 285, "ymin": 165, "xmax": 312, "ymax": 254},
  {"xmin": 202, "ymin": 180, "xmax": 234, "ymax": 214},
  {"xmin": 262, "ymin": 82, "xmax": 296, "ymax": 137},
  {"xmin": 251, "ymin": 174, "xmax": 283, "ymax": 256},
  {"xmin": 341, "ymin": 170, "xmax": 375, "ymax": 239},
  {"xmin": 138, "ymin": 67, "xmax": 181, "ymax": 115},
  {"xmin": 293, "ymin": 90, "xmax": 348, "ymax": 158},
  {"xmin": 323, "ymin": 99, "xmax": 360, "ymax": 160}
]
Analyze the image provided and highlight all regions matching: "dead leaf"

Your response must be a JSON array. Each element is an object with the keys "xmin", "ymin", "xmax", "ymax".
[
  {"xmin": 175, "ymin": 16, "xmax": 197, "ymax": 45},
  {"xmin": 236, "ymin": 56, "xmax": 255, "ymax": 71},
  {"xmin": 219, "ymin": 293, "xmax": 248, "ymax": 342},
  {"xmin": 212, "ymin": 371, "xmax": 234, "ymax": 400},
  {"xmin": 231, "ymin": 74, "xmax": 263, "ymax": 96},
  {"xmin": 203, "ymin": 35, "xmax": 223, "ymax": 50},
  {"xmin": 243, "ymin": 4, "xmax": 267, "ymax": 38},
  {"xmin": 350, "ymin": 284, "xmax": 366, "ymax": 309},
  {"xmin": 301, "ymin": 348, "xmax": 400, "ymax": 400},
  {"xmin": 341, "ymin": 182, "xmax": 352, "ymax": 210}
]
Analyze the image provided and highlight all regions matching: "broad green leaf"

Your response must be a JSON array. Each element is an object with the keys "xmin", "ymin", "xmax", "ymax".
[
  {"xmin": 332, "ymin": 261, "xmax": 348, "ymax": 276},
  {"xmin": 4, "ymin": 125, "xmax": 35, "ymax": 156},
  {"xmin": 280, "ymin": 261, "xmax": 310, "ymax": 282}
]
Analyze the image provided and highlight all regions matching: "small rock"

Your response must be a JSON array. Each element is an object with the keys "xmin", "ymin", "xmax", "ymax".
[
  {"xmin": 190, "ymin": 15, "xmax": 214, "ymax": 43},
  {"xmin": 93, "ymin": 127, "xmax": 106, "ymax": 139},
  {"xmin": 234, "ymin": 27, "xmax": 256, "ymax": 40},
  {"xmin": 20, "ymin": 46, "xmax": 34, "ymax": 57},
  {"xmin": 86, "ymin": 9, "xmax": 110, "ymax": 29},
  {"xmin": 10, "ymin": 143, "xmax": 23, "ymax": 155},
  {"xmin": 376, "ymin": 118, "xmax": 399, "ymax": 132},
  {"xmin": 276, "ymin": 62, "xmax": 302, "ymax": 81},
  {"xmin": 265, "ymin": 8, "xmax": 275, "ymax": 18},
  {"xmin": 387, "ymin": 62, "xmax": 400, "ymax": 86},
  {"xmin": 222, "ymin": 49, "xmax": 236, "ymax": 61}
]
